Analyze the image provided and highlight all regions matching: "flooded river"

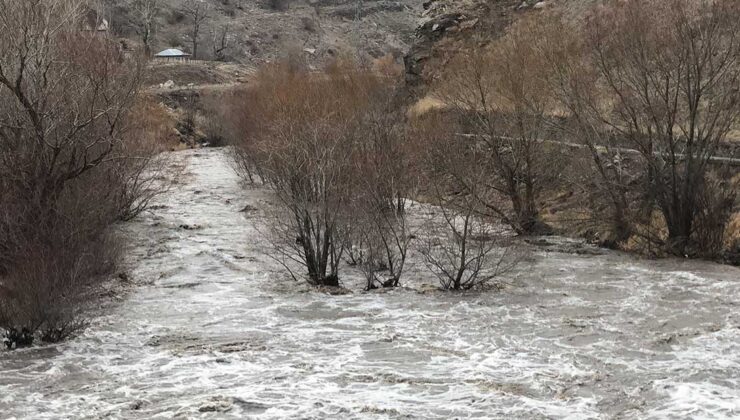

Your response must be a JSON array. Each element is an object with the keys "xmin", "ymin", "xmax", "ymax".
[{"xmin": 1, "ymin": 148, "xmax": 739, "ymax": 419}]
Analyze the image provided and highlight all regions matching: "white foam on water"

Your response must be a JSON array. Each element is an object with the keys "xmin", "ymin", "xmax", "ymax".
[{"xmin": 1, "ymin": 148, "xmax": 739, "ymax": 419}]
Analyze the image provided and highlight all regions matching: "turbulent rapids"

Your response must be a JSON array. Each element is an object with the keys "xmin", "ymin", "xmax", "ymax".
[{"xmin": 1, "ymin": 148, "xmax": 738, "ymax": 419}]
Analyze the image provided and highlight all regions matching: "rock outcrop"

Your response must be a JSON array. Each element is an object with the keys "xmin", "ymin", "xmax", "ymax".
[{"xmin": 402, "ymin": 0, "xmax": 554, "ymax": 98}]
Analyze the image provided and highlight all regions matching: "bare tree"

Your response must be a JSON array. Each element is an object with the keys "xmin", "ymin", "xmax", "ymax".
[
  {"xmin": 417, "ymin": 113, "xmax": 521, "ymax": 290},
  {"xmin": 438, "ymin": 23, "xmax": 565, "ymax": 235},
  {"xmin": 233, "ymin": 63, "xmax": 358, "ymax": 286},
  {"xmin": 231, "ymin": 59, "xmax": 411, "ymax": 287},
  {"xmin": 0, "ymin": 0, "xmax": 143, "ymax": 205},
  {"xmin": 0, "ymin": 0, "xmax": 159, "ymax": 345},
  {"xmin": 114, "ymin": 95, "xmax": 176, "ymax": 221},
  {"xmin": 210, "ymin": 23, "xmax": 232, "ymax": 61},
  {"xmin": 351, "ymin": 82, "xmax": 417, "ymax": 289},
  {"xmin": 180, "ymin": 0, "xmax": 210, "ymax": 60},
  {"xmin": 528, "ymin": 11, "xmax": 639, "ymax": 247},
  {"xmin": 544, "ymin": 0, "xmax": 740, "ymax": 255},
  {"xmin": 131, "ymin": 0, "xmax": 160, "ymax": 56},
  {"xmin": 419, "ymin": 196, "xmax": 517, "ymax": 291}
]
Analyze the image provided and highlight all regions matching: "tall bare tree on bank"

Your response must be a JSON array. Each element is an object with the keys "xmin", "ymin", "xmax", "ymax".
[
  {"xmin": 591, "ymin": 0, "xmax": 739, "ymax": 255},
  {"xmin": 0, "ymin": 0, "xmax": 159, "ymax": 345},
  {"xmin": 181, "ymin": 0, "xmax": 209, "ymax": 60},
  {"xmin": 0, "ymin": 0, "xmax": 143, "ymax": 205},
  {"xmin": 210, "ymin": 24, "xmax": 232, "ymax": 61},
  {"xmin": 533, "ymin": 12, "xmax": 638, "ymax": 247},
  {"xmin": 132, "ymin": 0, "xmax": 160, "ymax": 56},
  {"xmin": 543, "ymin": 0, "xmax": 740, "ymax": 254},
  {"xmin": 438, "ymin": 24, "xmax": 564, "ymax": 236}
]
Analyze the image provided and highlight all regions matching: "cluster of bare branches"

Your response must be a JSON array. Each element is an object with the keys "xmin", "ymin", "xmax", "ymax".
[
  {"xmin": 418, "ymin": 202, "xmax": 518, "ymax": 291},
  {"xmin": 224, "ymin": 0, "xmax": 738, "ymax": 292},
  {"xmin": 179, "ymin": 0, "xmax": 210, "ymax": 60},
  {"xmin": 412, "ymin": 112, "xmax": 523, "ymax": 290},
  {"xmin": 538, "ymin": 0, "xmax": 740, "ymax": 256},
  {"xmin": 437, "ymin": 24, "xmax": 565, "ymax": 236},
  {"xmin": 226, "ymin": 58, "xmax": 521, "ymax": 290},
  {"xmin": 232, "ymin": 62, "xmax": 365, "ymax": 286},
  {"xmin": 131, "ymin": 0, "xmax": 160, "ymax": 55},
  {"xmin": 0, "ymin": 0, "xmax": 169, "ymax": 347},
  {"xmin": 431, "ymin": 0, "xmax": 739, "ymax": 257}
]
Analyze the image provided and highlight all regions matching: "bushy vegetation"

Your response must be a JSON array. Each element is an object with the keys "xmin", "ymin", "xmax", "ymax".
[
  {"xmin": 433, "ymin": 0, "xmax": 739, "ymax": 258},
  {"xmin": 222, "ymin": 57, "xmax": 521, "ymax": 290},
  {"xmin": 544, "ymin": 0, "xmax": 739, "ymax": 257},
  {"xmin": 221, "ymin": 0, "xmax": 739, "ymax": 292},
  {"xmin": 0, "ymin": 0, "xmax": 170, "ymax": 348}
]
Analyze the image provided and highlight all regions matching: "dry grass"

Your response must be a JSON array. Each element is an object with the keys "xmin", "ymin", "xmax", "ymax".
[
  {"xmin": 144, "ymin": 61, "xmax": 255, "ymax": 88},
  {"xmin": 726, "ymin": 129, "xmax": 740, "ymax": 142},
  {"xmin": 726, "ymin": 213, "xmax": 740, "ymax": 246},
  {"xmin": 409, "ymin": 95, "xmax": 445, "ymax": 117}
]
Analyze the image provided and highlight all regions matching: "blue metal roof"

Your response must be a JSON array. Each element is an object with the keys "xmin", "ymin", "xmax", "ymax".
[{"xmin": 155, "ymin": 49, "xmax": 191, "ymax": 57}]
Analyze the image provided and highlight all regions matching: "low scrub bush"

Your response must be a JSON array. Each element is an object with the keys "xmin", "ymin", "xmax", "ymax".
[{"xmin": 230, "ymin": 59, "xmax": 417, "ymax": 287}]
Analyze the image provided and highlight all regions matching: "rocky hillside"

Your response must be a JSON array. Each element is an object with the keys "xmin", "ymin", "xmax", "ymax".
[
  {"xmin": 102, "ymin": 0, "xmax": 582, "ymax": 90},
  {"xmin": 103, "ymin": 0, "xmax": 424, "ymax": 65},
  {"xmin": 404, "ymin": 0, "xmax": 577, "ymax": 97}
]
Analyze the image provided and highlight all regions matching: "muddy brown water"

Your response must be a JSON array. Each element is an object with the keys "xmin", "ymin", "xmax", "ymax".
[{"xmin": 1, "ymin": 148, "xmax": 738, "ymax": 419}]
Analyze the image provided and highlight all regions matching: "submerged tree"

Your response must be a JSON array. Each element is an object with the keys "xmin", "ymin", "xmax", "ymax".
[
  {"xmin": 415, "ymin": 113, "xmax": 522, "ymax": 291},
  {"xmin": 351, "ymin": 67, "xmax": 417, "ymax": 289},
  {"xmin": 231, "ymin": 58, "xmax": 413, "ymax": 287}
]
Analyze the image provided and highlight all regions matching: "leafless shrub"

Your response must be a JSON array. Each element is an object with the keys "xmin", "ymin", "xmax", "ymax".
[
  {"xmin": 0, "ymin": 181, "xmax": 122, "ymax": 343},
  {"xmin": 348, "ymin": 67, "xmax": 417, "ymax": 289},
  {"xmin": 418, "ymin": 201, "xmax": 518, "ymax": 291},
  {"xmin": 351, "ymin": 202, "xmax": 416, "ymax": 290},
  {"xmin": 217, "ymin": 86, "xmax": 265, "ymax": 182},
  {"xmin": 414, "ymin": 113, "xmax": 522, "ymax": 290},
  {"xmin": 436, "ymin": 19, "xmax": 567, "ymax": 236},
  {"xmin": 0, "ymin": 0, "xmax": 163, "ymax": 346},
  {"xmin": 115, "ymin": 96, "xmax": 176, "ymax": 221},
  {"xmin": 692, "ymin": 171, "xmax": 738, "ymax": 258},
  {"xmin": 231, "ymin": 63, "xmax": 356, "ymax": 286},
  {"xmin": 230, "ymin": 59, "xmax": 409, "ymax": 287},
  {"xmin": 501, "ymin": 12, "xmax": 635, "ymax": 246},
  {"xmin": 541, "ymin": 0, "xmax": 740, "ymax": 256}
]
